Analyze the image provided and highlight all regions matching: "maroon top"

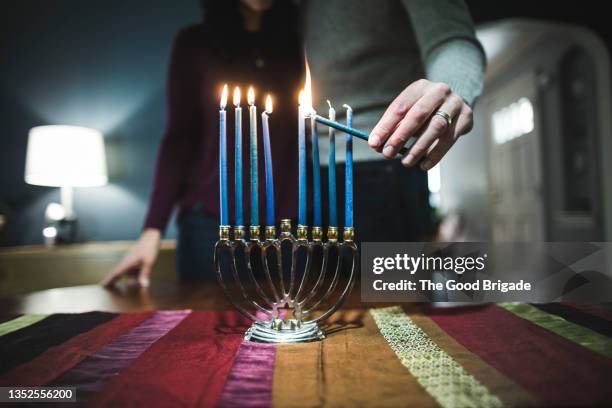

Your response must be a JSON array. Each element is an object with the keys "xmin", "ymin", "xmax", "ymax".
[{"xmin": 144, "ymin": 25, "xmax": 302, "ymax": 232}]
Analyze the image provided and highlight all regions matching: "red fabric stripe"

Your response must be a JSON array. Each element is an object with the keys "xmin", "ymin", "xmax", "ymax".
[
  {"xmin": 427, "ymin": 305, "xmax": 612, "ymax": 406},
  {"xmin": 90, "ymin": 311, "xmax": 249, "ymax": 408},
  {"xmin": 0, "ymin": 312, "xmax": 152, "ymax": 387},
  {"xmin": 217, "ymin": 342, "xmax": 276, "ymax": 407},
  {"xmin": 566, "ymin": 303, "xmax": 612, "ymax": 322}
]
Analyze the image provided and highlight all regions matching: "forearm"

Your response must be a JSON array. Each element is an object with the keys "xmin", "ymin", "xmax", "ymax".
[
  {"xmin": 425, "ymin": 39, "xmax": 485, "ymax": 107},
  {"xmin": 401, "ymin": 0, "xmax": 485, "ymax": 106},
  {"xmin": 143, "ymin": 28, "xmax": 200, "ymax": 233},
  {"xmin": 143, "ymin": 135, "xmax": 194, "ymax": 233}
]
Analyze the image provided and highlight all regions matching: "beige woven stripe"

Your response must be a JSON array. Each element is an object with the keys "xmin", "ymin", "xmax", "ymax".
[{"xmin": 370, "ymin": 306, "xmax": 503, "ymax": 408}]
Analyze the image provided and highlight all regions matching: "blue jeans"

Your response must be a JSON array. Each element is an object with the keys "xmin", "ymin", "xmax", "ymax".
[{"xmin": 176, "ymin": 204, "xmax": 219, "ymax": 282}]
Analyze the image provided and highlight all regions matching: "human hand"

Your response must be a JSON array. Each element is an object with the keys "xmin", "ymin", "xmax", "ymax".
[
  {"xmin": 100, "ymin": 228, "xmax": 161, "ymax": 288},
  {"xmin": 368, "ymin": 79, "xmax": 474, "ymax": 170}
]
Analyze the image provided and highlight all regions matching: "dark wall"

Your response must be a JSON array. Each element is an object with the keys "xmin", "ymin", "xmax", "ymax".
[
  {"xmin": 467, "ymin": 0, "xmax": 612, "ymax": 51},
  {"xmin": 0, "ymin": 1, "xmax": 199, "ymax": 246}
]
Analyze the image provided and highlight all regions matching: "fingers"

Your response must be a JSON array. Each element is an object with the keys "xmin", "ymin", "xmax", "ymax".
[
  {"xmin": 138, "ymin": 264, "xmax": 152, "ymax": 288},
  {"xmin": 100, "ymin": 256, "xmax": 139, "ymax": 288},
  {"xmin": 383, "ymin": 82, "xmax": 452, "ymax": 158},
  {"xmin": 420, "ymin": 104, "xmax": 474, "ymax": 170},
  {"xmin": 453, "ymin": 104, "xmax": 474, "ymax": 137},
  {"xmin": 368, "ymin": 79, "xmax": 429, "ymax": 149},
  {"xmin": 401, "ymin": 94, "xmax": 463, "ymax": 166},
  {"xmin": 419, "ymin": 132, "xmax": 456, "ymax": 171}
]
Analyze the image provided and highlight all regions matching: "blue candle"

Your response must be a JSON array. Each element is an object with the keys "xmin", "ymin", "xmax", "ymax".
[
  {"xmin": 219, "ymin": 84, "xmax": 228, "ymax": 226},
  {"xmin": 343, "ymin": 104, "xmax": 353, "ymax": 228},
  {"xmin": 233, "ymin": 87, "xmax": 243, "ymax": 227},
  {"xmin": 248, "ymin": 86, "xmax": 258, "ymax": 226},
  {"xmin": 298, "ymin": 91, "xmax": 307, "ymax": 226},
  {"xmin": 327, "ymin": 101, "xmax": 337, "ymax": 227},
  {"xmin": 262, "ymin": 95, "xmax": 275, "ymax": 226},
  {"xmin": 311, "ymin": 115, "xmax": 322, "ymax": 227}
]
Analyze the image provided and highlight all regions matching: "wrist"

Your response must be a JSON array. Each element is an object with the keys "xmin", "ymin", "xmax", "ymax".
[{"xmin": 142, "ymin": 228, "xmax": 161, "ymax": 243}]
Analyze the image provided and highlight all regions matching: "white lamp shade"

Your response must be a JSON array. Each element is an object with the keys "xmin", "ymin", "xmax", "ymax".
[{"xmin": 25, "ymin": 125, "xmax": 108, "ymax": 187}]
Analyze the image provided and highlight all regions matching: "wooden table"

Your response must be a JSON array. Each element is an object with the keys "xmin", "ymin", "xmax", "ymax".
[
  {"xmin": 0, "ymin": 241, "xmax": 177, "ymax": 297},
  {"xmin": 0, "ymin": 282, "xmax": 370, "ymax": 314},
  {"xmin": 0, "ymin": 283, "xmax": 234, "ymax": 314}
]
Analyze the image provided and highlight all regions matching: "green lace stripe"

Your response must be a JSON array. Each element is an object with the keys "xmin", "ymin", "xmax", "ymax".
[
  {"xmin": 0, "ymin": 314, "xmax": 47, "ymax": 337},
  {"xmin": 500, "ymin": 303, "xmax": 612, "ymax": 358}
]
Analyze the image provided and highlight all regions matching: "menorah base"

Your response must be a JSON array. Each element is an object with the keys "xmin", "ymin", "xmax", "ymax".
[{"xmin": 245, "ymin": 320, "xmax": 325, "ymax": 343}]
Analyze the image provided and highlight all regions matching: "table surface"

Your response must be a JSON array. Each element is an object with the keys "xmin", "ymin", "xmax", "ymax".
[
  {"xmin": 0, "ymin": 282, "xmax": 374, "ymax": 314},
  {"xmin": 0, "ymin": 283, "xmax": 235, "ymax": 314}
]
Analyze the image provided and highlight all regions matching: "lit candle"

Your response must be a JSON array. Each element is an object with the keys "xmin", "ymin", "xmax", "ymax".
[
  {"xmin": 219, "ymin": 84, "xmax": 229, "ymax": 226},
  {"xmin": 298, "ymin": 90, "xmax": 307, "ymax": 226},
  {"xmin": 303, "ymin": 63, "xmax": 322, "ymax": 226},
  {"xmin": 234, "ymin": 87, "xmax": 243, "ymax": 227},
  {"xmin": 327, "ymin": 101, "xmax": 337, "ymax": 227},
  {"xmin": 343, "ymin": 104, "xmax": 353, "ymax": 228},
  {"xmin": 248, "ymin": 86, "xmax": 258, "ymax": 227},
  {"xmin": 261, "ymin": 95, "xmax": 275, "ymax": 226}
]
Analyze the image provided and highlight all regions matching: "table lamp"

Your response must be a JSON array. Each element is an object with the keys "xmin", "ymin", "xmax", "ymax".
[{"xmin": 25, "ymin": 125, "xmax": 108, "ymax": 243}]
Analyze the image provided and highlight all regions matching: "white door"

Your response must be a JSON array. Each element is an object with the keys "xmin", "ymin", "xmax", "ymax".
[{"xmin": 486, "ymin": 72, "xmax": 544, "ymax": 241}]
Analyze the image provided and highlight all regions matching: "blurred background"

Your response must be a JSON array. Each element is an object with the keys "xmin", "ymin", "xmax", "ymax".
[{"xmin": 1, "ymin": 1, "xmax": 611, "ymax": 295}]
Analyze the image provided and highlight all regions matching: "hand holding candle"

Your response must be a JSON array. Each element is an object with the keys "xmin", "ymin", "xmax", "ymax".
[
  {"xmin": 367, "ymin": 79, "xmax": 474, "ymax": 169},
  {"xmin": 314, "ymin": 115, "xmax": 412, "ymax": 156}
]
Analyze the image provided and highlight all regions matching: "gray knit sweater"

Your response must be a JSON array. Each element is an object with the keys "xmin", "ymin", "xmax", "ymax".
[{"xmin": 303, "ymin": 0, "xmax": 485, "ymax": 162}]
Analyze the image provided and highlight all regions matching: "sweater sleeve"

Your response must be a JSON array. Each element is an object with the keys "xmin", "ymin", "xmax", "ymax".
[
  {"xmin": 143, "ymin": 28, "xmax": 200, "ymax": 233},
  {"xmin": 401, "ymin": 0, "xmax": 486, "ymax": 106}
]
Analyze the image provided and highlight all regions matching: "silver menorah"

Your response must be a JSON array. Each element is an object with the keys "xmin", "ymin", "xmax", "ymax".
[{"xmin": 215, "ymin": 221, "xmax": 357, "ymax": 343}]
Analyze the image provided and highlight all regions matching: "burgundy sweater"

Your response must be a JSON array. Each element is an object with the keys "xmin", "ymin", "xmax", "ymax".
[{"xmin": 144, "ymin": 25, "xmax": 302, "ymax": 232}]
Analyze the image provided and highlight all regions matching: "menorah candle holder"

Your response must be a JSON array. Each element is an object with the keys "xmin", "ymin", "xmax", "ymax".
[{"xmin": 214, "ymin": 219, "xmax": 357, "ymax": 343}]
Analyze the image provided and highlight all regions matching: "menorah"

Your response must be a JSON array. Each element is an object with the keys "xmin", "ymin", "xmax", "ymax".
[
  {"xmin": 215, "ymin": 222, "xmax": 357, "ymax": 343},
  {"xmin": 216, "ymin": 80, "xmax": 359, "ymax": 343}
]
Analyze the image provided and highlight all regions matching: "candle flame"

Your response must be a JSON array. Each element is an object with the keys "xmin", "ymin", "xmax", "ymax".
[
  {"xmin": 233, "ymin": 86, "xmax": 241, "ymax": 107},
  {"xmin": 302, "ymin": 59, "xmax": 314, "ymax": 116},
  {"xmin": 265, "ymin": 94, "xmax": 273, "ymax": 113},
  {"xmin": 220, "ymin": 84, "xmax": 228, "ymax": 109},
  {"xmin": 247, "ymin": 86, "xmax": 255, "ymax": 106},
  {"xmin": 298, "ymin": 90, "xmax": 304, "ymax": 106}
]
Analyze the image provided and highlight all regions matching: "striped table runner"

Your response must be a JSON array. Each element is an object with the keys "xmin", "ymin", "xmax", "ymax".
[{"xmin": 0, "ymin": 303, "xmax": 610, "ymax": 407}]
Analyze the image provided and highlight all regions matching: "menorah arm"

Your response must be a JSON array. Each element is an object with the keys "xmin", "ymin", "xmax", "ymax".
[
  {"xmin": 293, "ymin": 241, "xmax": 321, "ymax": 303},
  {"xmin": 261, "ymin": 242, "xmax": 282, "ymax": 303},
  {"xmin": 295, "ymin": 241, "xmax": 329, "ymax": 306},
  {"xmin": 214, "ymin": 240, "xmax": 263, "ymax": 322},
  {"xmin": 303, "ymin": 241, "xmax": 358, "ymax": 323},
  {"xmin": 242, "ymin": 241, "xmax": 277, "ymax": 312}
]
